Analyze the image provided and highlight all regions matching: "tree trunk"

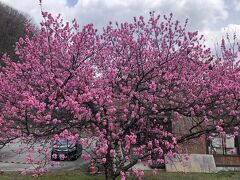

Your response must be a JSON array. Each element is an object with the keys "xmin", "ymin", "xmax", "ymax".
[{"xmin": 105, "ymin": 165, "xmax": 116, "ymax": 180}]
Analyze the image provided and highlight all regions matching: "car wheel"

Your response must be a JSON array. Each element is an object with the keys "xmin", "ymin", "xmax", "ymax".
[{"xmin": 70, "ymin": 153, "xmax": 78, "ymax": 161}]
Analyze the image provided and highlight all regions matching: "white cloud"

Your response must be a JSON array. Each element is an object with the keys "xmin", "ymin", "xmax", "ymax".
[
  {"xmin": 1, "ymin": 0, "xmax": 237, "ymax": 50},
  {"xmin": 201, "ymin": 24, "xmax": 240, "ymax": 48},
  {"xmin": 0, "ymin": 0, "xmax": 228, "ymax": 30},
  {"xmin": 233, "ymin": 0, "xmax": 240, "ymax": 11}
]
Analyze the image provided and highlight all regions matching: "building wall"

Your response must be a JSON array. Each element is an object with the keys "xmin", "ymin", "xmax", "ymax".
[
  {"xmin": 172, "ymin": 117, "xmax": 207, "ymax": 154},
  {"xmin": 179, "ymin": 138, "xmax": 207, "ymax": 154},
  {"xmin": 172, "ymin": 118, "xmax": 240, "ymax": 167}
]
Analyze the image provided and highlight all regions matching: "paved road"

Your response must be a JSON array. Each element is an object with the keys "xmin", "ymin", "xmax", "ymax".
[{"xmin": 0, "ymin": 141, "xmax": 89, "ymax": 172}]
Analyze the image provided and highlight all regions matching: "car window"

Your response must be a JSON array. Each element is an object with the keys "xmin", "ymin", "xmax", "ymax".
[{"xmin": 54, "ymin": 138, "xmax": 75, "ymax": 146}]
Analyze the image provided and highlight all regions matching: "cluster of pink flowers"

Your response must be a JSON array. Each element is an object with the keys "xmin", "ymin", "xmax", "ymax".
[
  {"xmin": 81, "ymin": 154, "xmax": 91, "ymax": 160},
  {"xmin": 59, "ymin": 154, "xmax": 65, "ymax": 160},
  {"xmin": 132, "ymin": 168, "xmax": 144, "ymax": 179}
]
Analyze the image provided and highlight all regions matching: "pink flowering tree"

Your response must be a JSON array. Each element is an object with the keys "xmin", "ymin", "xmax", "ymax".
[
  {"xmin": 0, "ymin": 11, "xmax": 240, "ymax": 180},
  {"xmin": 90, "ymin": 13, "xmax": 240, "ymax": 179}
]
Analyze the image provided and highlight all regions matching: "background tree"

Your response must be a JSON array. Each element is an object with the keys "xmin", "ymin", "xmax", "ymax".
[
  {"xmin": 0, "ymin": 2, "xmax": 32, "ymax": 65},
  {"xmin": 0, "ymin": 12, "xmax": 239, "ymax": 180}
]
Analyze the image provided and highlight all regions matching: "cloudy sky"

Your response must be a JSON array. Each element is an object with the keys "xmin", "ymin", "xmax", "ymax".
[{"xmin": 1, "ymin": 0, "xmax": 240, "ymax": 47}]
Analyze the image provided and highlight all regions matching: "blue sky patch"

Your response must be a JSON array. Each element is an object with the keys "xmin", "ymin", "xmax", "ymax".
[{"xmin": 67, "ymin": 0, "xmax": 78, "ymax": 7}]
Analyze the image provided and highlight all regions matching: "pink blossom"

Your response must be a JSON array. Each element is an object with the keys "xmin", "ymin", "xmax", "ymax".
[
  {"xmin": 148, "ymin": 141, "xmax": 153, "ymax": 149},
  {"xmin": 184, "ymin": 154, "xmax": 190, "ymax": 161},
  {"xmin": 147, "ymin": 159, "xmax": 153, "ymax": 166},
  {"xmin": 59, "ymin": 154, "xmax": 65, "ymax": 160},
  {"xmin": 110, "ymin": 149, "xmax": 115, "ymax": 157},
  {"xmin": 52, "ymin": 154, "xmax": 57, "ymax": 160},
  {"xmin": 102, "ymin": 158, "xmax": 106, "ymax": 163},
  {"xmin": 152, "ymin": 169, "xmax": 158, "ymax": 176},
  {"xmin": 120, "ymin": 171, "xmax": 126, "ymax": 180},
  {"xmin": 81, "ymin": 154, "xmax": 91, "ymax": 160},
  {"xmin": 21, "ymin": 170, "xmax": 28, "ymax": 176}
]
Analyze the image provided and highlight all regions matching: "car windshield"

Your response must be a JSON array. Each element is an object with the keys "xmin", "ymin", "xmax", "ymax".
[{"xmin": 55, "ymin": 139, "xmax": 75, "ymax": 146}]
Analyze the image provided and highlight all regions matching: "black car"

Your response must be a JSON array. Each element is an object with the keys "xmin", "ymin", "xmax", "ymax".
[{"xmin": 51, "ymin": 138, "xmax": 82, "ymax": 161}]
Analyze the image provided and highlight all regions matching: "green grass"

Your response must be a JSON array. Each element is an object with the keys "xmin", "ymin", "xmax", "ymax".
[
  {"xmin": 0, "ymin": 171, "xmax": 239, "ymax": 180},
  {"xmin": 0, "ymin": 171, "xmax": 105, "ymax": 180},
  {"xmin": 142, "ymin": 171, "xmax": 240, "ymax": 180}
]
